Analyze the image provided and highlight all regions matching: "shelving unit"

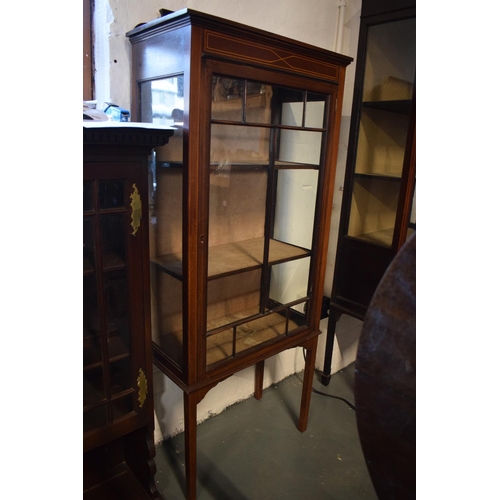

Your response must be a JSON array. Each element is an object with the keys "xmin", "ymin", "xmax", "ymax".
[
  {"xmin": 320, "ymin": 0, "xmax": 416, "ymax": 385},
  {"xmin": 83, "ymin": 123, "xmax": 173, "ymax": 499},
  {"xmin": 127, "ymin": 9, "xmax": 351, "ymax": 499}
]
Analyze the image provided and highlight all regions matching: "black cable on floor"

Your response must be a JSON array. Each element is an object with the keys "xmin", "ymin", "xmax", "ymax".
[
  {"xmin": 302, "ymin": 348, "xmax": 357, "ymax": 411},
  {"xmin": 311, "ymin": 386, "xmax": 356, "ymax": 411}
]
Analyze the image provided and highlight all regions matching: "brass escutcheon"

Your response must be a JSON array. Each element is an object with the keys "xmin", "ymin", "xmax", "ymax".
[
  {"xmin": 130, "ymin": 184, "xmax": 142, "ymax": 236},
  {"xmin": 137, "ymin": 368, "xmax": 148, "ymax": 407}
]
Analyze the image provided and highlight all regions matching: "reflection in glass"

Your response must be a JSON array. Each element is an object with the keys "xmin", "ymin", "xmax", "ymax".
[
  {"xmin": 269, "ymin": 258, "xmax": 311, "ymax": 313},
  {"xmin": 305, "ymin": 93, "xmax": 327, "ymax": 128},
  {"xmin": 141, "ymin": 76, "xmax": 184, "ymax": 126},
  {"xmin": 278, "ymin": 129, "xmax": 322, "ymax": 165},
  {"xmin": 212, "ymin": 77, "xmax": 272, "ymax": 124},
  {"xmin": 99, "ymin": 180, "xmax": 125, "ymax": 209},
  {"xmin": 140, "ymin": 76, "xmax": 184, "ymax": 163},
  {"xmin": 273, "ymin": 169, "xmax": 318, "ymax": 250},
  {"xmin": 211, "ymin": 124, "xmax": 270, "ymax": 165}
]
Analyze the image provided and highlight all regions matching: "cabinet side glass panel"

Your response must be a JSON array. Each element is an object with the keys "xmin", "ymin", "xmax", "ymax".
[
  {"xmin": 348, "ymin": 17, "xmax": 416, "ymax": 247},
  {"xmin": 141, "ymin": 76, "xmax": 185, "ymax": 371}
]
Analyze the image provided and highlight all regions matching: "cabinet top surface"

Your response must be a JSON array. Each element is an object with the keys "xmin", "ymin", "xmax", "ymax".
[
  {"xmin": 126, "ymin": 8, "xmax": 352, "ymax": 66},
  {"xmin": 83, "ymin": 121, "xmax": 174, "ymax": 148},
  {"xmin": 83, "ymin": 121, "xmax": 174, "ymax": 132}
]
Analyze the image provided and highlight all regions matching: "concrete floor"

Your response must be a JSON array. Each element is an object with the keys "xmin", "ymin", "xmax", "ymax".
[{"xmin": 154, "ymin": 363, "xmax": 377, "ymax": 499}]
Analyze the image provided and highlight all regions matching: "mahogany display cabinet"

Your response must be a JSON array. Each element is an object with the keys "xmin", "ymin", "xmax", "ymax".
[
  {"xmin": 83, "ymin": 122, "xmax": 173, "ymax": 499},
  {"xmin": 320, "ymin": 0, "xmax": 416, "ymax": 385},
  {"xmin": 127, "ymin": 9, "xmax": 352, "ymax": 498}
]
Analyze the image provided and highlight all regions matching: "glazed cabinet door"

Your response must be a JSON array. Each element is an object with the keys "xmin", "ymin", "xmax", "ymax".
[
  {"xmin": 201, "ymin": 61, "xmax": 335, "ymax": 372},
  {"xmin": 83, "ymin": 161, "xmax": 149, "ymax": 451}
]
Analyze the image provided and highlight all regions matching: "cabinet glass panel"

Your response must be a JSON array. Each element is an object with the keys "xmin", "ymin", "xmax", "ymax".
[
  {"xmin": 99, "ymin": 180, "xmax": 125, "ymax": 209},
  {"xmin": 141, "ymin": 76, "xmax": 185, "ymax": 370},
  {"xmin": 347, "ymin": 17, "xmax": 416, "ymax": 247},
  {"xmin": 83, "ymin": 181, "xmax": 93, "ymax": 211},
  {"xmin": 273, "ymin": 169, "xmax": 318, "ymax": 250},
  {"xmin": 207, "ymin": 74, "xmax": 327, "ymax": 367},
  {"xmin": 212, "ymin": 77, "xmax": 273, "ymax": 124},
  {"xmin": 269, "ymin": 258, "xmax": 310, "ymax": 316},
  {"xmin": 111, "ymin": 394, "xmax": 134, "ymax": 420},
  {"xmin": 83, "ymin": 178, "xmax": 136, "ymax": 434}
]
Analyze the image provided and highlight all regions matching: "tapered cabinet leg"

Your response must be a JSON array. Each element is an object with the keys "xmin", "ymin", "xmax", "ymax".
[
  {"xmin": 184, "ymin": 392, "xmax": 198, "ymax": 500},
  {"xmin": 298, "ymin": 336, "xmax": 318, "ymax": 432},
  {"xmin": 254, "ymin": 360, "xmax": 265, "ymax": 400},
  {"xmin": 321, "ymin": 310, "xmax": 342, "ymax": 386}
]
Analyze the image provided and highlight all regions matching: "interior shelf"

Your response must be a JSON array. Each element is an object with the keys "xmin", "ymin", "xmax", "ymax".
[
  {"xmin": 348, "ymin": 227, "xmax": 394, "ymax": 247},
  {"xmin": 362, "ymin": 99, "xmax": 412, "ymax": 115},
  {"xmin": 108, "ymin": 335, "xmax": 130, "ymax": 361},
  {"xmin": 157, "ymin": 159, "xmax": 320, "ymax": 170},
  {"xmin": 102, "ymin": 250, "xmax": 125, "ymax": 271},
  {"xmin": 157, "ymin": 308, "xmax": 303, "ymax": 368},
  {"xmin": 206, "ymin": 313, "xmax": 302, "ymax": 366},
  {"xmin": 152, "ymin": 237, "xmax": 311, "ymax": 281},
  {"xmin": 353, "ymin": 171, "xmax": 402, "ymax": 180}
]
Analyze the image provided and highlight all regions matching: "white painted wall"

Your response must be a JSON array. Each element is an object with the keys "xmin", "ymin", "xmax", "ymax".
[{"xmin": 93, "ymin": 0, "xmax": 362, "ymax": 443}]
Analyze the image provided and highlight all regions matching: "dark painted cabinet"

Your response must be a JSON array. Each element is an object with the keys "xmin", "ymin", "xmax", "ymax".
[{"xmin": 321, "ymin": 0, "xmax": 416, "ymax": 385}]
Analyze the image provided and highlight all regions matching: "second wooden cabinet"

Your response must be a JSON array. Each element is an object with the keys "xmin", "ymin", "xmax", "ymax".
[
  {"xmin": 127, "ymin": 9, "xmax": 352, "ymax": 498},
  {"xmin": 321, "ymin": 0, "xmax": 416, "ymax": 385}
]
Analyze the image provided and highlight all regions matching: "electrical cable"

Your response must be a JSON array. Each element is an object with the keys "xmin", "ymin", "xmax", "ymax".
[
  {"xmin": 302, "ymin": 348, "xmax": 357, "ymax": 411},
  {"xmin": 311, "ymin": 386, "xmax": 356, "ymax": 411}
]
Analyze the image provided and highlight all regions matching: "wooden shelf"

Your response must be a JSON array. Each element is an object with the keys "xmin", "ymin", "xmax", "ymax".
[
  {"xmin": 152, "ymin": 237, "xmax": 310, "ymax": 281},
  {"xmin": 102, "ymin": 250, "xmax": 125, "ymax": 271}
]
